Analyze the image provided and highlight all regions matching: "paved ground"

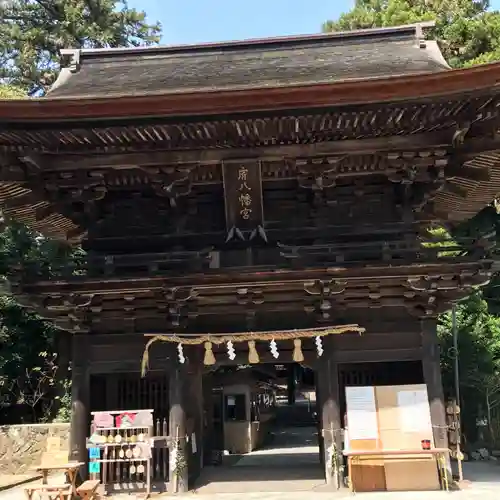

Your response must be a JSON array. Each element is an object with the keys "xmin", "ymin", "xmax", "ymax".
[
  {"xmin": 0, "ymin": 474, "xmax": 41, "ymax": 492},
  {"xmin": 1, "ymin": 429, "xmax": 498, "ymax": 499},
  {"xmin": 190, "ymin": 461, "xmax": 500, "ymax": 500},
  {"xmin": 192, "ymin": 426, "xmax": 326, "ymax": 494},
  {"xmin": 0, "ymin": 474, "xmax": 65, "ymax": 500}
]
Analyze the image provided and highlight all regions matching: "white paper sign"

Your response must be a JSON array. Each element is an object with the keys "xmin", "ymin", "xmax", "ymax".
[
  {"xmin": 227, "ymin": 396, "xmax": 236, "ymax": 406},
  {"xmin": 345, "ymin": 386, "xmax": 378, "ymax": 440},
  {"xmin": 397, "ymin": 389, "xmax": 432, "ymax": 433}
]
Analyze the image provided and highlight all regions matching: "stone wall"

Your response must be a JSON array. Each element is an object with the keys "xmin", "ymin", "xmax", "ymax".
[{"xmin": 0, "ymin": 423, "xmax": 70, "ymax": 475}]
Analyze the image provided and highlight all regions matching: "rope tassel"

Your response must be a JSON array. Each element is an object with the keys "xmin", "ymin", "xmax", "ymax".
[
  {"xmin": 204, "ymin": 341, "xmax": 216, "ymax": 365},
  {"xmin": 293, "ymin": 338, "xmax": 304, "ymax": 362},
  {"xmin": 248, "ymin": 340, "xmax": 259, "ymax": 364}
]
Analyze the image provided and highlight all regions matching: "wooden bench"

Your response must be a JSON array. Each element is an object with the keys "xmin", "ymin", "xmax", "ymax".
[
  {"xmin": 24, "ymin": 484, "xmax": 71, "ymax": 500},
  {"xmin": 76, "ymin": 479, "xmax": 100, "ymax": 500}
]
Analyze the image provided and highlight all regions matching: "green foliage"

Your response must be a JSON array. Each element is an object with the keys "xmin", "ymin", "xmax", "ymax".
[
  {"xmin": 323, "ymin": 0, "xmax": 500, "ymax": 68},
  {"xmin": 52, "ymin": 380, "xmax": 72, "ymax": 423},
  {"xmin": 439, "ymin": 294, "xmax": 500, "ymax": 440},
  {"xmin": 0, "ymin": 1, "xmax": 162, "ymax": 423},
  {"xmin": 0, "ymin": 0, "xmax": 161, "ymax": 94},
  {"xmin": 0, "ymin": 223, "xmax": 77, "ymax": 422},
  {"xmin": 0, "ymin": 85, "xmax": 26, "ymax": 99},
  {"xmin": 439, "ymin": 296, "xmax": 500, "ymax": 388},
  {"xmin": 421, "ymin": 226, "xmax": 462, "ymax": 257}
]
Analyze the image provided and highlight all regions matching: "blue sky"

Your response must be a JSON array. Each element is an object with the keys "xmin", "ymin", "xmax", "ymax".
[
  {"xmin": 129, "ymin": 0, "xmax": 500, "ymax": 45},
  {"xmin": 128, "ymin": 0, "xmax": 353, "ymax": 44}
]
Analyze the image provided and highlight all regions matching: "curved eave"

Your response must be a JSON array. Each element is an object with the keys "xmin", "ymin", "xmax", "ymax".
[{"xmin": 2, "ymin": 62, "xmax": 500, "ymax": 122}]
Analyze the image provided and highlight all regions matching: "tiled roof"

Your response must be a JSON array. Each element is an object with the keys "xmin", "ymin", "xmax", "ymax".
[{"xmin": 48, "ymin": 23, "xmax": 449, "ymax": 99}]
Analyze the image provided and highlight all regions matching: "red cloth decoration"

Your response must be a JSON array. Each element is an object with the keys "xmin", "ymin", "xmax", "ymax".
[{"xmin": 116, "ymin": 412, "xmax": 136, "ymax": 428}]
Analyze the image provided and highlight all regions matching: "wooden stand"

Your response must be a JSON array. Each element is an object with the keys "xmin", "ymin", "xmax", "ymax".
[
  {"xmin": 345, "ymin": 384, "xmax": 444, "ymax": 492},
  {"xmin": 344, "ymin": 449, "xmax": 450, "ymax": 493},
  {"xmin": 87, "ymin": 409, "xmax": 154, "ymax": 498}
]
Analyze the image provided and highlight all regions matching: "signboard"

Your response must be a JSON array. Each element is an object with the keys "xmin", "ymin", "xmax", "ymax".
[
  {"xmin": 397, "ymin": 389, "xmax": 432, "ymax": 433},
  {"xmin": 88, "ymin": 461, "xmax": 101, "ymax": 474},
  {"xmin": 46, "ymin": 437, "xmax": 61, "ymax": 453},
  {"xmin": 222, "ymin": 161, "xmax": 264, "ymax": 236},
  {"xmin": 345, "ymin": 386, "xmax": 379, "ymax": 440}
]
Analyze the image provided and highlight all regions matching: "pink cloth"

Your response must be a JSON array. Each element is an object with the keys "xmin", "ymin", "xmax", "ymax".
[{"xmin": 93, "ymin": 412, "xmax": 114, "ymax": 428}]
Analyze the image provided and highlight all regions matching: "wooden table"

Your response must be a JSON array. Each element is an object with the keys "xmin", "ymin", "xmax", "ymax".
[
  {"xmin": 343, "ymin": 448, "xmax": 450, "ymax": 493},
  {"xmin": 29, "ymin": 462, "xmax": 85, "ymax": 499}
]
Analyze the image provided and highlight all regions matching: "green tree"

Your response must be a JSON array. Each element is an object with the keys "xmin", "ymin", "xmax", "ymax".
[
  {"xmin": 323, "ymin": 1, "xmax": 500, "ymax": 67},
  {"xmin": 0, "ymin": 2, "xmax": 162, "ymax": 422},
  {"xmin": 439, "ymin": 295, "xmax": 500, "ymax": 442},
  {"xmin": 0, "ymin": 223, "xmax": 77, "ymax": 423},
  {"xmin": 0, "ymin": 0, "xmax": 161, "ymax": 94}
]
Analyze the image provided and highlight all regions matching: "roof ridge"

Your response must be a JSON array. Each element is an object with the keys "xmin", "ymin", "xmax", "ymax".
[{"xmin": 60, "ymin": 21, "xmax": 435, "ymax": 63}]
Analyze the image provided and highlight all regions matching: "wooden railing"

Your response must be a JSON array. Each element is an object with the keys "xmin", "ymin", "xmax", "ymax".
[{"xmin": 7, "ymin": 236, "xmax": 496, "ymax": 283}]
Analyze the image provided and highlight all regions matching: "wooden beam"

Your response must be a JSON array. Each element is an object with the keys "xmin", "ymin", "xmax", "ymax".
[
  {"xmin": 446, "ymin": 164, "xmax": 491, "ymax": 182},
  {"xmin": 4, "ymin": 192, "xmax": 38, "ymax": 209},
  {"xmin": 18, "ymin": 260, "xmax": 491, "ymax": 295},
  {"xmin": 333, "ymin": 347, "xmax": 422, "ymax": 363},
  {"xmin": 85, "ymin": 221, "xmax": 430, "ymax": 249},
  {"xmin": 456, "ymin": 135, "xmax": 500, "ymax": 158},
  {"xmin": 212, "ymin": 349, "xmax": 318, "ymax": 366},
  {"xmin": 43, "ymin": 132, "xmax": 454, "ymax": 170}
]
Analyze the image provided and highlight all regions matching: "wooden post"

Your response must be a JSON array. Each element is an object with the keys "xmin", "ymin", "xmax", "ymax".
[
  {"xmin": 186, "ymin": 346, "xmax": 203, "ymax": 484},
  {"xmin": 69, "ymin": 333, "xmax": 90, "ymax": 481},
  {"xmin": 315, "ymin": 368, "xmax": 325, "ymax": 469},
  {"xmin": 169, "ymin": 365, "xmax": 188, "ymax": 493},
  {"xmin": 287, "ymin": 364, "xmax": 296, "ymax": 405},
  {"xmin": 202, "ymin": 371, "xmax": 214, "ymax": 465},
  {"xmin": 318, "ymin": 337, "xmax": 343, "ymax": 489},
  {"xmin": 421, "ymin": 319, "xmax": 448, "ymax": 449},
  {"xmin": 421, "ymin": 318, "xmax": 452, "ymax": 479}
]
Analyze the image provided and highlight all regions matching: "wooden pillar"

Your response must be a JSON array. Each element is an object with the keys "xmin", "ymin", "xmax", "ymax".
[
  {"xmin": 186, "ymin": 346, "xmax": 203, "ymax": 486},
  {"xmin": 69, "ymin": 333, "xmax": 90, "ymax": 480},
  {"xmin": 421, "ymin": 318, "xmax": 449, "ymax": 451},
  {"xmin": 315, "ymin": 365, "xmax": 325, "ymax": 469},
  {"xmin": 202, "ymin": 371, "xmax": 214, "ymax": 464},
  {"xmin": 318, "ymin": 337, "xmax": 343, "ymax": 489},
  {"xmin": 287, "ymin": 364, "xmax": 296, "ymax": 405},
  {"xmin": 169, "ymin": 365, "xmax": 188, "ymax": 493}
]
